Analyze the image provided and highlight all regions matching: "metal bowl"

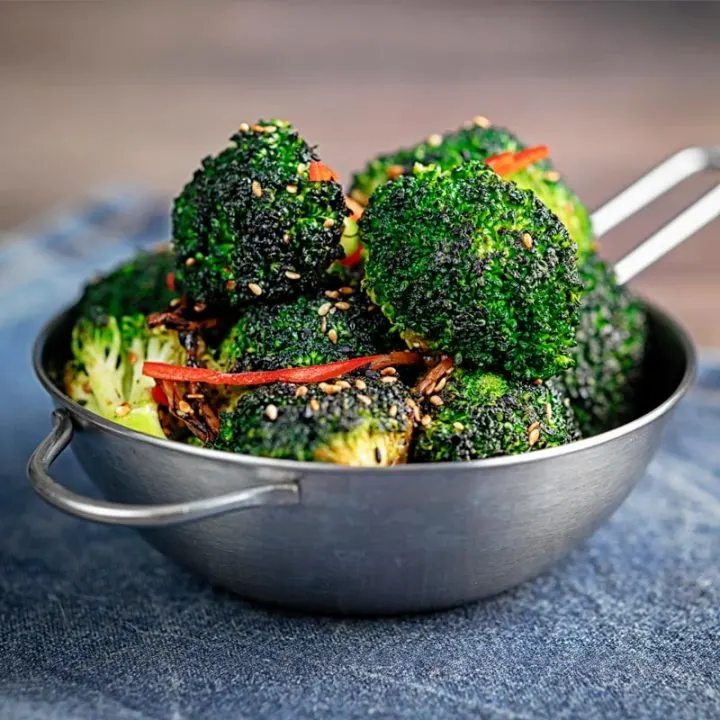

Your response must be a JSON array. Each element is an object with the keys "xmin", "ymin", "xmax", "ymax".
[
  {"xmin": 27, "ymin": 146, "xmax": 719, "ymax": 615},
  {"xmin": 28, "ymin": 301, "xmax": 695, "ymax": 615}
]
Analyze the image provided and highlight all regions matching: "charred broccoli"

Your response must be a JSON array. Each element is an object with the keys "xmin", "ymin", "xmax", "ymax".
[
  {"xmin": 65, "ymin": 253, "xmax": 185, "ymax": 438},
  {"xmin": 549, "ymin": 255, "xmax": 648, "ymax": 436},
  {"xmin": 361, "ymin": 161, "xmax": 582, "ymax": 380},
  {"xmin": 211, "ymin": 375, "xmax": 414, "ymax": 466},
  {"xmin": 350, "ymin": 119, "xmax": 594, "ymax": 258},
  {"xmin": 218, "ymin": 281, "xmax": 394, "ymax": 371},
  {"xmin": 172, "ymin": 119, "xmax": 348, "ymax": 308},
  {"xmin": 414, "ymin": 369, "xmax": 579, "ymax": 462}
]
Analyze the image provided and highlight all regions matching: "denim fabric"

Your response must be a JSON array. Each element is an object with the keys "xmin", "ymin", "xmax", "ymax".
[{"xmin": 0, "ymin": 196, "xmax": 718, "ymax": 720}]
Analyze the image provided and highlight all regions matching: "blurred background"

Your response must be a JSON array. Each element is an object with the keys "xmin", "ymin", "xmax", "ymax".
[{"xmin": 1, "ymin": 1, "xmax": 718, "ymax": 342}]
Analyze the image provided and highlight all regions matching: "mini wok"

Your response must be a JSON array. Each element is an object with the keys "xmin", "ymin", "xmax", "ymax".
[{"xmin": 28, "ymin": 146, "xmax": 720, "ymax": 615}]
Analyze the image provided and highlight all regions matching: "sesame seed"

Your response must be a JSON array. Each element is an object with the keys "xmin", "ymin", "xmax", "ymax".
[
  {"xmin": 546, "ymin": 170, "xmax": 561, "ymax": 182},
  {"xmin": 297, "ymin": 163, "xmax": 307, "ymax": 173},
  {"xmin": 226, "ymin": 279, "xmax": 237, "ymax": 290},
  {"xmin": 248, "ymin": 283, "xmax": 263, "ymax": 296},
  {"xmin": 545, "ymin": 403, "xmax": 553, "ymax": 421},
  {"xmin": 323, "ymin": 218, "xmax": 335, "ymax": 229},
  {"xmin": 528, "ymin": 421, "xmax": 541, "ymax": 433},
  {"xmin": 423, "ymin": 383, "xmax": 436, "ymax": 396},
  {"xmin": 389, "ymin": 405, "xmax": 398, "ymax": 418},
  {"xmin": 335, "ymin": 301, "xmax": 350, "ymax": 311},
  {"xmin": 429, "ymin": 395, "xmax": 444, "ymax": 406},
  {"xmin": 339, "ymin": 286, "xmax": 354, "ymax": 295},
  {"xmin": 265, "ymin": 404, "xmax": 279, "ymax": 421},
  {"xmin": 320, "ymin": 317, "xmax": 327, "ymax": 334},
  {"xmin": 309, "ymin": 399, "xmax": 320, "ymax": 413},
  {"xmin": 453, "ymin": 422, "xmax": 465, "ymax": 432},
  {"xmin": 295, "ymin": 386, "xmax": 308, "ymax": 398},
  {"xmin": 522, "ymin": 233, "xmax": 534, "ymax": 250},
  {"xmin": 427, "ymin": 133, "xmax": 442, "ymax": 147},
  {"xmin": 252, "ymin": 180, "xmax": 263, "ymax": 197},
  {"xmin": 193, "ymin": 303, "xmax": 207, "ymax": 313},
  {"xmin": 421, "ymin": 414, "xmax": 432, "ymax": 427},
  {"xmin": 282, "ymin": 233, "xmax": 291, "ymax": 244},
  {"xmin": 435, "ymin": 377, "xmax": 448, "ymax": 392},
  {"xmin": 354, "ymin": 379, "xmax": 367, "ymax": 391},
  {"xmin": 251, "ymin": 124, "xmax": 264, "ymax": 133},
  {"xmin": 319, "ymin": 383, "xmax": 341, "ymax": 395},
  {"xmin": 115, "ymin": 403, "xmax": 131, "ymax": 418},
  {"xmin": 472, "ymin": 114, "xmax": 491, "ymax": 128},
  {"xmin": 325, "ymin": 290, "xmax": 340, "ymax": 299},
  {"xmin": 407, "ymin": 398, "xmax": 419, "ymax": 410},
  {"xmin": 357, "ymin": 394, "xmax": 372, "ymax": 406},
  {"xmin": 387, "ymin": 165, "xmax": 405, "ymax": 179},
  {"xmin": 178, "ymin": 400, "xmax": 193, "ymax": 415},
  {"xmin": 186, "ymin": 393, "xmax": 205, "ymax": 400},
  {"xmin": 185, "ymin": 257, "xmax": 196, "ymax": 267},
  {"xmin": 286, "ymin": 184, "xmax": 298, "ymax": 194},
  {"xmin": 285, "ymin": 271, "xmax": 301, "ymax": 280},
  {"xmin": 381, "ymin": 367, "xmax": 397, "ymax": 376},
  {"xmin": 534, "ymin": 378, "xmax": 543, "ymax": 386},
  {"xmin": 239, "ymin": 122, "xmax": 250, "ymax": 132},
  {"xmin": 264, "ymin": 125, "xmax": 277, "ymax": 133},
  {"xmin": 170, "ymin": 298, "xmax": 182, "ymax": 308},
  {"xmin": 529, "ymin": 428, "xmax": 541, "ymax": 446},
  {"xmin": 327, "ymin": 328, "xmax": 338, "ymax": 344},
  {"xmin": 381, "ymin": 376, "xmax": 397, "ymax": 384},
  {"xmin": 336, "ymin": 380, "xmax": 351, "ymax": 389},
  {"xmin": 318, "ymin": 302, "xmax": 332, "ymax": 316}
]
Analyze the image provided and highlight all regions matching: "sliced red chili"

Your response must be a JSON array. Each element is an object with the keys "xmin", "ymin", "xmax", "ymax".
[
  {"xmin": 142, "ymin": 351, "xmax": 422, "ymax": 387},
  {"xmin": 338, "ymin": 246, "xmax": 364, "ymax": 268},
  {"xmin": 485, "ymin": 145, "xmax": 550, "ymax": 177},
  {"xmin": 166, "ymin": 272, "xmax": 176, "ymax": 292},
  {"xmin": 309, "ymin": 160, "xmax": 340, "ymax": 182},
  {"xmin": 151, "ymin": 383, "xmax": 169, "ymax": 406}
]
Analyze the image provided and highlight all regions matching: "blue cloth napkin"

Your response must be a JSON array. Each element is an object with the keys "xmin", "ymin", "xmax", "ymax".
[{"xmin": 0, "ymin": 193, "xmax": 718, "ymax": 720}]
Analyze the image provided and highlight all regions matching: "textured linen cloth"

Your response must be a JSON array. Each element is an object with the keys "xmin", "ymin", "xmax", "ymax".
[{"xmin": 0, "ymin": 192, "xmax": 717, "ymax": 720}]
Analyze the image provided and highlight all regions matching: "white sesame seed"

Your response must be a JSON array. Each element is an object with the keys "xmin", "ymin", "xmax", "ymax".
[
  {"xmin": 265, "ymin": 404, "xmax": 279, "ymax": 421},
  {"xmin": 339, "ymin": 286, "xmax": 354, "ymax": 295},
  {"xmin": 325, "ymin": 290, "xmax": 340, "ymax": 299},
  {"xmin": 389, "ymin": 405, "xmax": 398, "ymax": 418},
  {"xmin": 357, "ymin": 395, "xmax": 372, "ymax": 406},
  {"xmin": 546, "ymin": 170, "xmax": 561, "ymax": 182},
  {"xmin": 472, "ymin": 115, "xmax": 491, "ymax": 128},
  {"xmin": 453, "ymin": 422, "xmax": 465, "ymax": 432},
  {"xmin": 248, "ymin": 283, "xmax": 263, "ymax": 296},
  {"xmin": 327, "ymin": 328, "xmax": 338, "ymax": 344},
  {"xmin": 421, "ymin": 414, "xmax": 432, "ymax": 427},
  {"xmin": 354, "ymin": 379, "xmax": 367, "ymax": 391},
  {"xmin": 435, "ymin": 377, "xmax": 448, "ymax": 392},
  {"xmin": 335, "ymin": 301, "xmax": 350, "ymax": 311},
  {"xmin": 429, "ymin": 395, "xmax": 444, "ymax": 406},
  {"xmin": 178, "ymin": 400, "xmax": 193, "ymax": 415},
  {"xmin": 323, "ymin": 218, "xmax": 335, "ymax": 229},
  {"xmin": 115, "ymin": 403, "xmax": 131, "ymax": 418},
  {"xmin": 522, "ymin": 233, "xmax": 534, "ymax": 250},
  {"xmin": 427, "ymin": 133, "xmax": 442, "ymax": 147},
  {"xmin": 286, "ymin": 184, "xmax": 298, "ymax": 194},
  {"xmin": 297, "ymin": 163, "xmax": 307, "ymax": 174},
  {"xmin": 381, "ymin": 367, "xmax": 397, "ymax": 376},
  {"xmin": 336, "ymin": 380, "xmax": 351, "ymax": 389},
  {"xmin": 239, "ymin": 122, "xmax": 250, "ymax": 132},
  {"xmin": 282, "ymin": 233, "xmax": 291, "ymax": 244},
  {"xmin": 545, "ymin": 403, "xmax": 553, "ymax": 422},
  {"xmin": 529, "ymin": 428, "xmax": 541, "ymax": 446},
  {"xmin": 380, "ymin": 376, "xmax": 398, "ymax": 384},
  {"xmin": 252, "ymin": 180, "xmax": 263, "ymax": 197},
  {"xmin": 309, "ymin": 399, "xmax": 320, "ymax": 412},
  {"xmin": 318, "ymin": 302, "xmax": 332, "ymax": 316},
  {"xmin": 285, "ymin": 271, "xmax": 301, "ymax": 280},
  {"xmin": 225, "ymin": 279, "xmax": 237, "ymax": 290},
  {"xmin": 295, "ymin": 385, "xmax": 309, "ymax": 398},
  {"xmin": 185, "ymin": 257, "xmax": 196, "ymax": 267}
]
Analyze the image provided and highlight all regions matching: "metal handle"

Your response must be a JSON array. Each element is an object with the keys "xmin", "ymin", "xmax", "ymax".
[
  {"xmin": 590, "ymin": 145, "xmax": 720, "ymax": 285},
  {"xmin": 27, "ymin": 409, "xmax": 300, "ymax": 527}
]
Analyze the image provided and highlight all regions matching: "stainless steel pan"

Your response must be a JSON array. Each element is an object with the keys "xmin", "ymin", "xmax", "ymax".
[{"xmin": 28, "ymin": 146, "xmax": 720, "ymax": 615}]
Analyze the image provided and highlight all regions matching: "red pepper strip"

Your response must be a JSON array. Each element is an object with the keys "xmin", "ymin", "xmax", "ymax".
[
  {"xmin": 152, "ymin": 383, "xmax": 169, "ymax": 406},
  {"xmin": 143, "ymin": 351, "xmax": 422, "ymax": 387},
  {"xmin": 166, "ymin": 272, "xmax": 176, "ymax": 292},
  {"xmin": 485, "ymin": 145, "xmax": 550, "ymax": 177},
  {"xmin": 338, "ymin": 246, "xmax": 364, "ymax": 268},
  {"xmin": 309, "ymin": 160, "xmax": 340, "ymax": 182}
]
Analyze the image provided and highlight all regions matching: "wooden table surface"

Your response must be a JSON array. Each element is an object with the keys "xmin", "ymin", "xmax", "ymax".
[{"xmin": 1, "ymin": 1, "xmax": 718, "ymax": 344}]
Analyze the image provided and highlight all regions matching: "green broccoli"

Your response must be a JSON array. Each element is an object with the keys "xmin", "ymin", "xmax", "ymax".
[
  {"xmin": 350, "ymin": 119, "xmax": 595, "ymax": 258},
  {"xmin": 218, "ymin": 281, "xmax": 395, "ymax": 371},
  {"xmin": 211, "ymin": 375, "xmax": 414, "ymax": 466},
  {"xmin": 548, "ymin": 255, "xmax": 648, "ymax": 436},
  {"xmin": 361, "ymin": 161, "xmax": 583, "ymax": 381},
  {"xmin": 414, "ymin": 369, "xmax": 580, "ymax": 462},
  {"xmin": 172, "ymin": 119, "xmax": 348, "ymax": 308},
  {"xmin": 65, "ymin": 253, "xmax": 185, "ymax": 438}
]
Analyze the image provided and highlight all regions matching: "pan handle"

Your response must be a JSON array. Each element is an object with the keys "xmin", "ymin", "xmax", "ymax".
[
  {"xmin": 27, "ymin": 409, "xmax": 300, "ymax": 527},
  {"xmin": 589, "ymin": 145, "xmax": 720, "ymax": 286}
]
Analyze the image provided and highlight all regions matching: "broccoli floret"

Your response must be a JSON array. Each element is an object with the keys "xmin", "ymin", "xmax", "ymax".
[
  {"xmin": 172, "ymin": 119, "xmax": 348, "ymax": 307},
  {"xmin": 361, "ymin": 161, "xmax": 582, "ymax": 381},
  {"xmin": 218, "ymin": 281, "xmax": 395, "ymax": 371},
  {"xmin": 414, "ymin": 369, "xmax": 579, "ymax": 462},
  {"xmin": 350, "ymin": 120, "xmax": 594, "ymax": 258},
  {"xmin": 65, "ymin": 254, "xmax": 186, "ymax": 437},
  {"xmin": 211, "ymin": 376, "xmax": 414, "ymax": 466},
  {"xmin": 79, "ymin": 250, "xmax": 176, "ymax": 323},
  {"xmin": 548, "ymin": 255, "xmax": 648, "ymax": 436}
]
